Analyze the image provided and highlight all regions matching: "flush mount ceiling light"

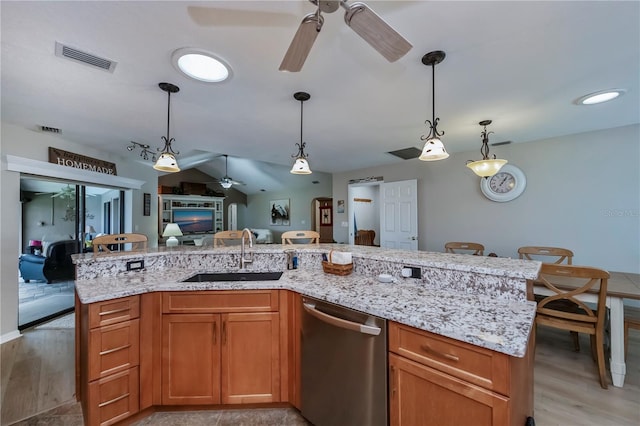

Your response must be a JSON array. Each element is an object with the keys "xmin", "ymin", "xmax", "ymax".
[
  {"xmin": 279, "ymin": 0, "xmax": 412, "ymax": 72},
  {"xmin": 172, "ymin": 48, "xmax": 231, "ymax": 83},
  {"xmin": 575, "ymin": 89, "xmax": 625, "ymax": 105},
  {"xmin": 419, "ymin": 51, "xmax": 449, "ymax": 162},
  {"xmin": 290, "ymin": 92, "xmax": 312, "ymax": 175},
  {"xmin": 153, "ymin": 82, "xmax": 181, "ymax": 173},
  {"xmin": 466, "ymin": 120, "xmax": 508, "ymax": 177}
]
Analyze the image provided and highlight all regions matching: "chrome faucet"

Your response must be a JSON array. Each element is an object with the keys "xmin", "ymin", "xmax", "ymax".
[{"xmin": 240, "ymin": 228, "xmax": 253, "ymax": 269}]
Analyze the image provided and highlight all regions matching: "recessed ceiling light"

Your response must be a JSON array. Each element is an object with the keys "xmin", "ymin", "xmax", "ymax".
[
  {"xmin": 575, "ymin": 89, "xmax": 625, "ymax": 105},
  {"xmin": 172, "ymin": 48, "xmax": 231, "ymax": 83}
]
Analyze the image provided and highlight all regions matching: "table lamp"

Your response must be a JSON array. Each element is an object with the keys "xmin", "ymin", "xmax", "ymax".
[{"xmin": 162, "ymin": 223, "xmax": 183, "ymax": 247}]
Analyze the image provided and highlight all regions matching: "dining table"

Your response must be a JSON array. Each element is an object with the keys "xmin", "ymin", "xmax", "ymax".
[{"xmin": 532, "ymin": 271, "xmax": 640, "ymax": 387}]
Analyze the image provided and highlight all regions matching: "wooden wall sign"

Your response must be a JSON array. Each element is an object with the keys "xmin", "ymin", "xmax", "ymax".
[{"xmin": 48, "ymin": 147, "xmax": 117, "ymax": 175}]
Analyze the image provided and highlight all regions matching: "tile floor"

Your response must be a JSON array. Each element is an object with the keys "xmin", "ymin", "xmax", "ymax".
[{"xmin": 18, "ymin": 279, "xmax": 75, "ymax": 329}]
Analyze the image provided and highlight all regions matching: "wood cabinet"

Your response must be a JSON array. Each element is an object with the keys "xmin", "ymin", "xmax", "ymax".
[
  {"xmin": 79, "ymin": 295, "xmax": 140, "ymax": 426},
  {"xmin": 388, "ymin": 321, "xmax": 533, "ymax": 426},
  {"xmin": 161, "ymin": 290, "xmax": 281, "ymax": 405}
]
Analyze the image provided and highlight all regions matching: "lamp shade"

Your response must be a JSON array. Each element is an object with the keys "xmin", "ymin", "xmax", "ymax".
[
  {"xmin": 290, "ymin": 158, "xmax": 312, "ymax": 174},
  {"xmin": 86, "ymin": 225, "xmax": 96, "ymax": 233},
  {"xmin": 162, "ymin": 223, "xmax": 183, "ymax": 247},
  {"xmin": 419, "ymin": 137, "xmax": 449, "ymax": 161},
  {"xmin": 466, "ymin": 159, "xmax": 508, "ymax": 177},
  {"xmin": 153, "ymin": 153, "xmax": 180, "ymax": 173}
]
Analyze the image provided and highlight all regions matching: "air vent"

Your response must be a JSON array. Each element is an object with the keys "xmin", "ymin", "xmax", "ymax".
[
  {"xmin": 55, "ymin": 42, "xmax": 117, "ymax": 73},
  {"xmin": 387, "ymin": 147, "xmax": 422, "ymax": 160},
  {"xmin": 39, "ymin": 125, "xmax": 61, "ymax": 133},
  {"xmin": 491, "ymin": 140, "xmax": 512, "ymax": 146}
]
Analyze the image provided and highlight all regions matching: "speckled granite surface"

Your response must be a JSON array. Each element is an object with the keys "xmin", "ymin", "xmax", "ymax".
[{"xmin": 72, "ymin": 244, "xmax": 540, "ymax": 357}]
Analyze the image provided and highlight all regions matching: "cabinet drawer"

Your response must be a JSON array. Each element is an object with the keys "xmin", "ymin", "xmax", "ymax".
[
  {"xmin": 89, "ymin": 319, "xmax": 140, "ymax": 381},
  {"xmin": 162, "ymin": 290, "xmax": 279, "ymax": 313},
  {"xmin": 89, "ymin": 296, "xmax": 140, "ymax": 328},
  {"xmin": 388, "ymin": 322, "xmax": 509, "ymax": 394},
  {"xmin": 87, "ymin": 367, "xmax": 139, "ymax": 426}
]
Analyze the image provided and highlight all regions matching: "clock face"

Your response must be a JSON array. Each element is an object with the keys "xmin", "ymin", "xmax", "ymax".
[{"xmin": 480, "ymin": 164, "xmax": 526, "ymax": 202}]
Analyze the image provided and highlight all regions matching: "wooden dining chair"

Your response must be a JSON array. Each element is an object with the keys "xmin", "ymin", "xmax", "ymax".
[
  {"xmin": 535, "ymin": 263, "xmax": 610, "ymax": 389},
  {"xmin": 355, "ymin": 229, "xmax": 376, "ymax": 246},
  {"xmin": 444, "ymin": 242, "xmax": 484, "ymax": 256},
  {"xmin": 93, "ymin": 233, "xmax": 147, "ymax": 253},
  {"xmin": 281, "ymin": 230, "xmax": 320, "ymax": 245},
  {"xmin": 518, "ymin": 246, "xmax": 574, "ymax": 264},
  {"xmin": 213, "ymin": 230, "xmax": 250, "ymax": 247}
]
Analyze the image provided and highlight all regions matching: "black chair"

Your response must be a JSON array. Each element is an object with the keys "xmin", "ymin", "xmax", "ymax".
[{"xmin": 19, "ymin": 240, "xmax": 79, "ymax": 283}]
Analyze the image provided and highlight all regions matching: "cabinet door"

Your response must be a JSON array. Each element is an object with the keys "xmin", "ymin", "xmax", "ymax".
[
  {"xmin": 162, "ymin": 314, "xmax": 220, "ymax": 405},
  {"xmin": 389, "ymin": 353, "xmax": 509, "ymax": 426},
  {"xmin": 221, "ymin": 312, "xmax": 280, "ymax": 404}
]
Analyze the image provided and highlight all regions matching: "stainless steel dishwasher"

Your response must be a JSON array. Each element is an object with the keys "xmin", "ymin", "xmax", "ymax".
[{"xmin": 301, "ymin": 296, "xmax": 387, "ymax": 426}]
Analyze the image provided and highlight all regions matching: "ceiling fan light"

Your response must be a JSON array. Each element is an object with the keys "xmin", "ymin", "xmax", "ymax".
[
  {"xmin": 153, "ymin": 152, "xmax": 180, "ymax": 173},
  {"xmin": 419, "ymin": 138, "xmax": 449, "ymax": 161},
  {"xmin": 466, "ymin": 159, "xmax": 508, "ymax": 177},
  {"xmin": 220, "ymin": 180, "xmax": 233, "ymax": 189},
  {"xmin": 279, "ymin": 13, "xmax": 323, "ymax": 72},
  {"xmin": 291, "ymin": 158, "xmax": 312, "ymax": 174},
  {"xmin": 343, "ymin": 2, "xmax": 412, "ymax": 62}
]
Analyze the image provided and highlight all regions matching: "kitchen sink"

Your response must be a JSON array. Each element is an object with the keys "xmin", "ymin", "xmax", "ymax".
[{"xmin": 182, "ymin": 271, "xmax": 283, "ymax": 282}]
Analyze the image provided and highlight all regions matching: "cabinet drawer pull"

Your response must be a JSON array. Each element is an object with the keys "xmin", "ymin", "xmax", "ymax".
[
  {"xmin": 98, "ymin": 393, "xmax": 129, "ymax": 407},
  {"xmin": 99, "ymin": 344, "xmax": 131, "ymax": 356},
  {"xmin": 99, "ymin": 307, "xmax": 130, "ymax": 316},
  {"xmin": 420, "ymin": 344, "xmax": 460, "ymax": 362}
]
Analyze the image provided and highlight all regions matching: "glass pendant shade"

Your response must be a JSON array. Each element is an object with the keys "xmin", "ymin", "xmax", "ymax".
[
  {"xmin": 419, "ymin": 137, "xmax": 449, "ymax": 161},
  {"xmin": 466, "ymin": 159, "xmax": 507, "ymax": 177},
  {"xmin": 153, "ymin": 152, "xmax": 180, "ymax": 173},
  {"xmin": 291, "ymin": 157, "xmax": 312, "ymax": 174}
]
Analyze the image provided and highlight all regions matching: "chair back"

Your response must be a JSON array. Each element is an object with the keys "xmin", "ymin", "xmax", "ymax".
[
  {"xmin": 355, "ymin": 229, "xmax": 376, "ymax": 246},
  {"xmin": 281, "ymin": 230, "xmax": 320, "ymax": 245},
  {"xmin": 535, "ymin": 263, "xmax": 609, "ymax": 388},
  {"xmin": 518, "ymin": 246, "xmax": 573, "ymax": 264},
  {"xmin": 93, "ymin": 233, "xmax": 147, "ymax": 253},
  {"xmin": 214, "ymin": 230, "xmax": 250, "ymax": 247},
  {"xmin": 444, "ymin": 242, "xmax": 484, "ymax": 256}
]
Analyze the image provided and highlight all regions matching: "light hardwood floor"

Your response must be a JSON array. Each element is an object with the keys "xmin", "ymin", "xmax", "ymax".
[{"xmin": 1, "ymin": 321, "xmax": 638, "ymax": 425}]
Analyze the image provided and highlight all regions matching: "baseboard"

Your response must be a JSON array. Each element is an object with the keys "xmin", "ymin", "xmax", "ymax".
[{"xmin": 1, "ymin": 329, "xmax": 22, "ymax": 344}]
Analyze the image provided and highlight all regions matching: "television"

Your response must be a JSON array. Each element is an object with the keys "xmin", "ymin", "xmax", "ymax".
[{"xmin": 172, "ymin": 209, "xmax": 214, "ymax": 234}]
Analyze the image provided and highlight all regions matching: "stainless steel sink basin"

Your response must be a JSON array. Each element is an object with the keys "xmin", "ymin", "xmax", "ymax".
[{"xmin": 182, "ymin": 271, "xmax": 283, "ymax": 282}]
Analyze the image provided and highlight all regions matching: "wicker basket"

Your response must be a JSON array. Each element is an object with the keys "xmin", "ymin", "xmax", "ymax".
[{"xmin": 322, "ymin": 260, "xmax": 353, "ymax": 276}]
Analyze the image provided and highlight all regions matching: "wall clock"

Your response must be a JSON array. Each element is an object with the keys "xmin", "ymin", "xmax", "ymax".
[{"xmin": 480, "ymin": 164, "xmax": 527, "ymax": 202}]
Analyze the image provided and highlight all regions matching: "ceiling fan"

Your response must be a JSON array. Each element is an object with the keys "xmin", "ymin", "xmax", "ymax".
[
  {"xmin": 50, "ymin": 184, "xmax": 95, "ymax": 199},
  {"xmin": 279, "ymin": 0, "xmax": 413, "ymax": 72},
  {"xmin": 216, "ymin": 155, "xmax": 245, "ymax": 189}
]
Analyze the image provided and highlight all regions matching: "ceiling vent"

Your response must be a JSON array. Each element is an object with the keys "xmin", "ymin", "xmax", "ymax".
[
  {"xmin": 55, "ymin": 42, "xmax": 117, "ymax": 73},
  {"xmin": 387, "ymin": 147, "xmax": 422, "ymax": 160},
  {"xmin": 39, "ymin": 125, "xmax": 61, "ymax": 133}
]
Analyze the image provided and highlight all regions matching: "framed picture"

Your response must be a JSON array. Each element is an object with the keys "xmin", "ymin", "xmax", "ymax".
[
  {"xmin": 270, "ymin": 199, "xmax": 290, "ymax": 226},
  {"xmin": 337, "ymin": 200, "xmax": 345, "ymax": 214},
  {"xmin": 320, "ymin": 206, "xmax": 332, "ymax": 226},
  {"xmin": 143, "ymin": 193, "xmax": 151, "ymax": 216}
]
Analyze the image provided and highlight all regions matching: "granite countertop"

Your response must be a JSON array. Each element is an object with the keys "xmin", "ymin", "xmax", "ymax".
[{"xmin": 73, "ymin": 244, "xmax": 539, "ymax": 358}]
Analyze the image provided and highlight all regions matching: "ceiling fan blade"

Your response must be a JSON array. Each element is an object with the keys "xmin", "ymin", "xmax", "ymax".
[
  {"xmin": 343, "ymin": 2, "xmax": 412, "ymax": 63},
  {"xmin": 187, "ymin": 6, "xmax": 296, "ymax": 27},
  {"xmin": 279, "ymin": 12, "xmax": 324, "ymax": 72}
]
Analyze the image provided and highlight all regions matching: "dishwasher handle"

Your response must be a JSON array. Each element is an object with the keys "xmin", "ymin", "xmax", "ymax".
[{"xmin": 303, "ymin": 301, "xmax": 381, "ymax": 336}]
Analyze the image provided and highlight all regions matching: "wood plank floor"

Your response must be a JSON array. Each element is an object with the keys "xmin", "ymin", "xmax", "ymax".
[{"xmin": 1, "ymin": 322, "xmax": 638, "ymax": 425}]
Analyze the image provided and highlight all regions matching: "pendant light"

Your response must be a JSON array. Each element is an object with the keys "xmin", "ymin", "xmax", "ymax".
[
  {"xmin": 153, "ymin": 82, "xmax": 181, "ymax": 173},
  {"xmin": 290, "ymin": 91, "xmax": 312, "ymax": 174},
  {"xmin": 419, "ymin": 51, "xmax": 449, "ymax": 161},
  {"xmin": 466, "ymin": 120, "xmax": 507, "ymax": 177}
]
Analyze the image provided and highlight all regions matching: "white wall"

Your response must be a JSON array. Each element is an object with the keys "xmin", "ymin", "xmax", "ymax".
[
  {"xmin": 333, "ymin": 124, "xmax": 640, "ymax": 273},
  {"xmin": 245, "ymin": 178, "xmax": 332, "ymax": 243},
  {"xmin": 1, "ymin": 123, "xmax": 159, "ymax": 339}
]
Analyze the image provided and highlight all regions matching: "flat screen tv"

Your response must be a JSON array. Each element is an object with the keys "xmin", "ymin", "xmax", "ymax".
[{"xmin": 172, "ymin": 209, "xmax": 213, "ymax": 234}]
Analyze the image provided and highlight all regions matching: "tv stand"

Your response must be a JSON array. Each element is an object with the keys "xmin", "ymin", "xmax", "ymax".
[{"xmin": 158, "ymin": 195, "xmax": 224, "ymax": 244}]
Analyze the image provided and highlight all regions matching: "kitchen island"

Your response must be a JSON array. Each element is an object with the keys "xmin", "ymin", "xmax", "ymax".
[{"xmin": 72, "ymin": 244, "xmax": 540, "ymax": 426}]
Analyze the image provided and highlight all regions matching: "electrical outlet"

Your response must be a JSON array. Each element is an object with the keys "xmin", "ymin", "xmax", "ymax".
[{"xmin": 126, "ymin": 260, "xmax": 144, "ymax": 271}]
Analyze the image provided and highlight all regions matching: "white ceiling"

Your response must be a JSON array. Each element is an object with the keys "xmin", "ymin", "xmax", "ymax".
[{"xmin": 2, "ymin": 1, "xmax": 638, "ymax": 194}]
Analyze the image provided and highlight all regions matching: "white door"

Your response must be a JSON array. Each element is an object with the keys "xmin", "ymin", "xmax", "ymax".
[
  {"xmin": 379, "ymin": 179, "xmax": 418, "ymax": 250},
  {"xmin": 228, "ymin": 203, "xmax": 237, "ymax": 230}
]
